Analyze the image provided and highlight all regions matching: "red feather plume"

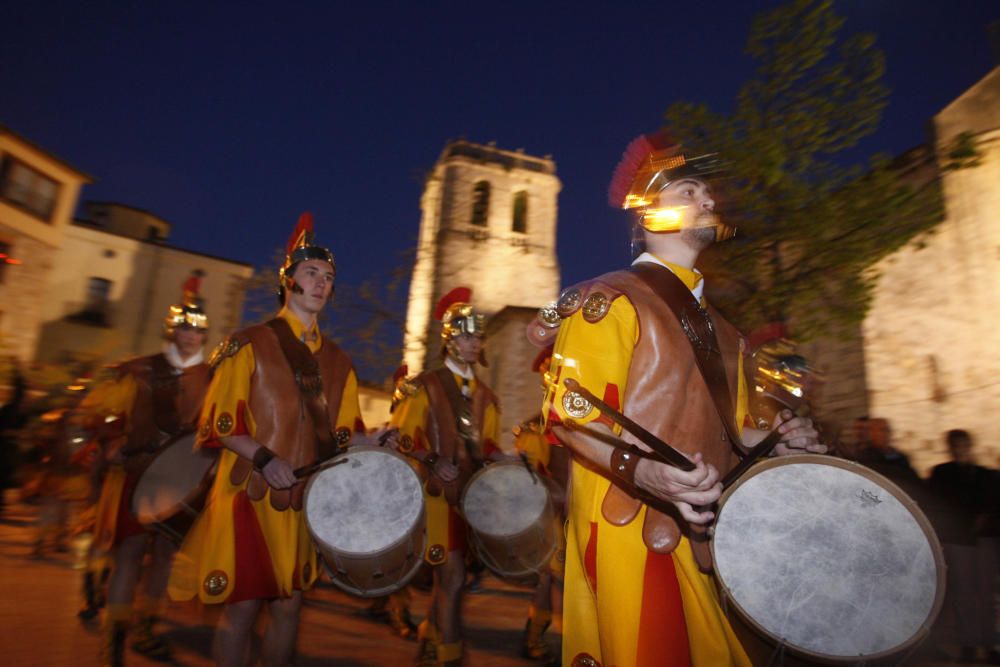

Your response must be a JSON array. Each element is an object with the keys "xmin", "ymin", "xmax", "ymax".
[
  {"xmin": 434, "ymin": 287, "xmax": 472, "ymax": 321},
  {"xmin": 286, "ymin": 211, "xmax": 314, "ymax": 256},
  {"xmin": 392, "ymin": 364, "xmax": 408, "ymax": 384},
  {"xmin": 607, "ymin": 131, "xmax": 679, "ymax": 208}
]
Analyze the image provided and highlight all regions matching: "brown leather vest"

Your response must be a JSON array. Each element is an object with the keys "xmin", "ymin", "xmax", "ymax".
[
  {"xmin": 419, "ymin": 367, "xmax": 498, "ymax": 504},
  {"xmin": 594, "ymin": 269, "xmax": 746, "ymax": 571},
  {"xmin": 122, "ymin": 353, "xmax": 211, "ymax": 454},
  {"xmin": 228, "ymin": 323, "xmax": 354, "ymax": 511}
]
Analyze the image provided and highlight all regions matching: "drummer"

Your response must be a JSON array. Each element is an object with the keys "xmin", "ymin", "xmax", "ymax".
[
  {"xmin": 390, "ymin": 287, "xmax": 503, "ymax": 667},
  {"xmin": 541, "ymin": 132, "xmax": 824, "ymax": 667},
  {"xmin": 167, "ymin": 212, "xmax": 365, "ymax": 667},
  {"xmin": 86, "ymin": 300, "xmax": 211, "ymax": 665},
  {"xmin": 514, "ymin": 346, "xmax": 569, "ymax": 664}
]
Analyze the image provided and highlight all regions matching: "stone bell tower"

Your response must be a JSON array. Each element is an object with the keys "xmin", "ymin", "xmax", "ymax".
[{"xmin": 403, "ymin": 140, "xmax": 561, "ymax": 377}]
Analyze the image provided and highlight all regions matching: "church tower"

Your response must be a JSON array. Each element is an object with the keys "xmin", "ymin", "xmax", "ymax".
[{"xmin": 403, "ymin": 140, "xmax": 561, "ymax": 374}]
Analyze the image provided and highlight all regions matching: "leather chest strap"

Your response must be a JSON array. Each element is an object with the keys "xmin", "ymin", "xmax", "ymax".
[
  {"xmin": 629, "ymin": 263, "xmax": 744, "ymax": 454},
  {"xmin": 433, "ymin": 366, "xmax": 482, "ymax": 463},
  {"xmin": 150, "ymin": 353, "xmax": 182, "ymax": 436},
  {"xmin": 265, "ymin": 318, "xmax": 341, "ymax": 461}
]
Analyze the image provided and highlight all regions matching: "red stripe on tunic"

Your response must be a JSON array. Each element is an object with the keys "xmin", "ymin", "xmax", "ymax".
[
  {"xmin": 229, "ymin": 490, "xmax": 279, "ymax": 602},
  {"xmin": 636, "ymin": 551, "xmax": 690, "ymax": 667},
  {"xmin": 113, "ymin": 472, "xmax": 147, "ymax": 543},
  {"xmin": 584, "ymin": 521, "xmax": 598, "ymax": 593}
]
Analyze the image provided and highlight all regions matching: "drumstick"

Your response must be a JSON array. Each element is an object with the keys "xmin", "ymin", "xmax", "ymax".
[
  {"xmin": 294, "ymin": 456, "xmax": 349, "ymax": 479},
  {"xmin": 563, "ymin": 378, "xmax": 696, "ymax": 472},
  {"xmin": 518, "ymin": 451, "xmax": 539, "ymax": 485},
  {"xmin": 719, "ymin": 423, "xmax": 787, "ymax": 490}
]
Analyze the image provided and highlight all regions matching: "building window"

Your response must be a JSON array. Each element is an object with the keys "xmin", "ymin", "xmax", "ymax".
[
  {"xmin": 70, "ymin": 277, "xmax": 112, "ymax": 326},
  {"xmin": 512, "ymin": 191, "xmax": 528, "ymax": 233},
  {"xmin": 0, "ymin": 155, "xmax": 60, "ymax": 222},
  {"xmin": 471, "ymin": 181, "xmax": 490, "ymax": 226}
]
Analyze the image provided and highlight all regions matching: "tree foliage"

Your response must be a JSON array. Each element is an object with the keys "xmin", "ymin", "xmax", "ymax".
[{"xmin": 664, "ymin": 0, "xmax": 969, "ymax": 339}]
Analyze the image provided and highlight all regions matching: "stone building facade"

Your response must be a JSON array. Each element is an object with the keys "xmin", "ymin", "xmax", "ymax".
[
  {"xmin": 864, "ymin": 67, "xmax": 1000, "ymax": 473},
  {"xmin": 35, "ymin": 202, "xmax": 254, "ymax": 366},
  {"xmin": 402, "ymin": 140, "xmax": 561, "ymax": 448},
  {"xmin": 0, "ymin": 126, "xmax": 92, "ymax": 362}
]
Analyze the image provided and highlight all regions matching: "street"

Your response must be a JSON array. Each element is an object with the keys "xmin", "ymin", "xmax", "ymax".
[{"xmin": 0, "ymin": 495, "xmax": 557, "ymax": 666}]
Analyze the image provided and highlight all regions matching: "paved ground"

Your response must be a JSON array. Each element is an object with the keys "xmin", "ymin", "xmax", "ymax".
[
  {"xmin": 0, "ymin": 494, "xmax": 557, "ymax": 666},
  {"xmin": 0, "ymin": 491, "xmax": 989, "ymax": 666}
]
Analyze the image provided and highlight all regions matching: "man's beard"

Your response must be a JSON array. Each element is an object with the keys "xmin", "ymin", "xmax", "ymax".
[{"xmin": 680, "ymin": 225, "xmax": 716, "ymax": 251}]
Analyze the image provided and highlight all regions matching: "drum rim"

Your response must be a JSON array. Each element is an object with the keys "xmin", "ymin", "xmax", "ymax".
[
  {"xmin": 129, "ymin": 430, "xmax": 215, "ymax": 525},
  {"xmin": 303, "ymin": 445, "xmax": 425, "ymax": 557},
  {"xmin": 710, "ymin": 454, "xmax": 947, "ymax": 663}
]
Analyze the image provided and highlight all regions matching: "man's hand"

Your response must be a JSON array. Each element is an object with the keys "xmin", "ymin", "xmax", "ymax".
[
  {"xmin": 633, "ymin": 452, "xmax": 721, "ymax": 524},
  {"xmin": 262, "ymin": 456, "xmax": 297, "ymax": 489},
  {"xmin": 432, "ymin": 457, "xmax": 460, "ymax": 483},
  {"xmin": 770, "ymin": 409, "xmax": 827, "ymax": 455}
]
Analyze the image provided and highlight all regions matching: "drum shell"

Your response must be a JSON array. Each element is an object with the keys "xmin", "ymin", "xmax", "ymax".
[
  {"xmin": 129, "ymin": 431, "xmax": 216, "ymax": 543},
  {"xmin": 461, "ymin": 461, "xmax": 558, "ymax": 584},
  {"xmin": 304, "ymin": 446, "xmax": 426, "ymax": 598},
  {"xmin": 710, "ymin": 454, "xmax": 946, "ymax": 664}
]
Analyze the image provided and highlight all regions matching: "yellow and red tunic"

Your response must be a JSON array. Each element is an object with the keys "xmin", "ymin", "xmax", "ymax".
[
  {"xmin": 545, "ymin": 260, "xmax": 751, "ymax": 667},
  {"xmin": 168, "ymin": 308, "xmax": 363, "ymax": 604},
  {"xmin": 391, "ymin": 367, "xmax": 499, "ymax": 564}
]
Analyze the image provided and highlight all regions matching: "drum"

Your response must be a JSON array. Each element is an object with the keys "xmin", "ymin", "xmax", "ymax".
[
  {"xmin": 461, "ymin": 460, "xmax": 557, "ymax": 583},
  {"xmin": 711, "ymin": 455, "xmax": 945, "ymax": 663},
  {"xmin": 304, "ymin": 446, "xmax": 425, "ymax": 598},
  {"xmin": 130, "ymin": 432, "xmax": 216, "ymax": 543}
]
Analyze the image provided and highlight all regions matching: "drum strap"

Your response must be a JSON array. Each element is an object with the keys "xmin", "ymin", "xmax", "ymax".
[
  {"xmin": 266, "ymin": 318, "xmax": 341, "ymax": 461},
  {"xmin": 629, "ymin": 263, "xmax": 745, "ymax": 454},
  {"xmin": 149, "ymin": 353, "xmax": 182, "ymax": 436}
]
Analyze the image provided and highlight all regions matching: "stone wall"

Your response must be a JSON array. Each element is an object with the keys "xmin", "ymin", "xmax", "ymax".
[{"xmin": 864, "ymin": 68, "xmax": 1000, "ymax": 474}]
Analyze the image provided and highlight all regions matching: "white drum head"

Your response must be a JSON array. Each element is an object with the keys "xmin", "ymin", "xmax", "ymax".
[
  {"xmin": 712, "ymin": 455, "xmax": 944, "ymax": 661},
  {"xmin": 132, "ymin": 433, "xmax": 213, "ymax": 523},
  {"xmin": 305, "ymin": 448, "xmax": 423, "ymax": 555},
  {"xmin": 462, "ymin": 463, "xmax": 548, "ymax": 537}
]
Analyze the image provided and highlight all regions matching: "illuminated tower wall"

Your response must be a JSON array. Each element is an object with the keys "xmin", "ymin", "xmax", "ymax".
[{"xmin": 403, "ymin": 140, "xmax": 561, "ymax": 376}]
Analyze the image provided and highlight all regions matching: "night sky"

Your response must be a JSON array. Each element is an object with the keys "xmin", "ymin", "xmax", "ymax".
[{"xmin": 3, "ymin": 1, "xmax": 999, "ymax": 321}]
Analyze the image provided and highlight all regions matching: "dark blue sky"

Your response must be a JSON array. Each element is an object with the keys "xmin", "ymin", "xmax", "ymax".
[{"xmin": 3, "ymin": 0, "xmax": 998, "ymax": 296}]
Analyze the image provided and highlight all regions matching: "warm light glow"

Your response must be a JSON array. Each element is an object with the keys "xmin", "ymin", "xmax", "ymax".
[
  {"xmin": 622, "ymin": 194, "xmax": 649, "ymax": 209},
  {"xmin": 6, "ymin": 258, "xmax": 22, "ymax": 265},
  {"xmin": 641, "ymin": 206, "xmax": 684, "ymax": 232}
]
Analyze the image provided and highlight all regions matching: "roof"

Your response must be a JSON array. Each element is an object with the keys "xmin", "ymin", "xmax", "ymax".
[{"xmin": 0, "ymin": 124, "xmax": 95, "ymax": 182}]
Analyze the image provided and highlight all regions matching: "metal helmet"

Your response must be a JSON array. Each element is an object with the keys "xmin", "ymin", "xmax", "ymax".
[
  {"xmin": 434, "ymin": 287, "xmax": 486, "ymax": 361},
  {"xmin": 163, "ymin": 302, "xmax": 208, "ymax": 337},
  {"xmin": 608, "ymin": 131, "xmax": 733, "ymax": 242},
  {"xmin": 277, "ymin": 211, "xmax": 336, "ymax": 304}
]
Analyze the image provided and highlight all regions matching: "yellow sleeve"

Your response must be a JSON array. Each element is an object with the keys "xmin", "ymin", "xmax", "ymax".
[
  {"xmin": 197, "ymin": 343, "xmax": 256, "ymax": 448},
  {"xmin": 482, "ymin": 401, "xmax": 501, "ymax": 455},
  {"xmin": 736, "ymin": 353, "xmax": 748, "ymax": 434},
  {"xmin": 543, "ymin": 295, "xmax": 639, "ymax": 432},
  {"xmin": 79, "ymin": 374, "xmax": 136, "ymax": 419},
  {"xmin": 335, "ymin": 368, "xmax": 365, "ymax": 433},
  {"xmin": 389, "ymin": 384, "xmax": 431, "ymax": 453}
]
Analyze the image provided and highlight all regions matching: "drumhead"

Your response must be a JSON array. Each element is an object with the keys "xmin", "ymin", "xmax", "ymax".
[
  {"xmin": 462, "ymin": 462, "xmax": 548, "ymax": 537},
  {"xmin": 132, "ymin": 432, "xmax": 214, "ymax": 524},
  {"xmin": 304, "ymin": 447, "xmax": 423, "ymax": 555},
  {"xmin": 711, "ymin": 455, "xmax": 945, "ymax": 662}
]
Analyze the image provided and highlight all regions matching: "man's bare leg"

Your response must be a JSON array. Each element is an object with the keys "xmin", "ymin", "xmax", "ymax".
[
  {"xmin": 261, "ymin": 591, "xmax": 302, "ymax": 667},
  {"xmin": 215, "ymin": 599, "xmax": 261, "ymax": 667}
]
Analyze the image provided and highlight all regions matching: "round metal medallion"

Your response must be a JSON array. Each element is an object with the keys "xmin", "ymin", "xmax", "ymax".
[
  {"xmin": 334, "ymin": 427, "xmax": 352, "ymax": 445},
  {"xmin": 582, "ymin": 292, "xmax": 610, "ymax": 322},
  {"xmin": 203, "ymin": 570, "xmax": 229, "ymax": 596},
  {"xmin": 399, "ymin": 434, "xmax": 414, "ymax": 453},
  {"xmin": 537, "ymin": 302, "xmax": 561, "ymax": 328},
  {"xmin": 557, "ymin": 288, "xmax": 582, "ymax": 316},
  {"xmin": 428, "ymin": 544, "xmax": 446, "ymax": 564},
  {"xmin": 571, "ymin": 653, "xmax": 601, "ymax": 667},
  {"xmin": 562, "ymin": 391, "xmax": 593, "ymax": 419},
  {"xmin": 215, "ymin": 412, "xmax": 234, "ymax": 435}
]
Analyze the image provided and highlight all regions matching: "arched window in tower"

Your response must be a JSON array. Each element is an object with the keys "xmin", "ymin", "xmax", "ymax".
[
  {"xmin": 471, "ymin": 181, "xmax": 490, "ymax": 226},
  {"xmin": 512, "ymin": 191, "xmax": 528, "ymax": 233}
]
